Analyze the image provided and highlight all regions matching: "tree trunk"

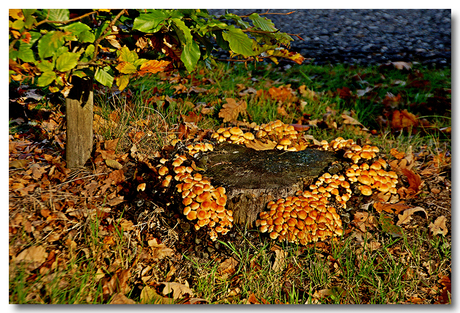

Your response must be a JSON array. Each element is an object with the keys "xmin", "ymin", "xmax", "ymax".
[
  {"xmin": 65, "ymin": 76, "xmax": 93, "ymax": 169},
  {"xmin": 199, "ymin": 143, "xmax": 339, "ymax": 227}
]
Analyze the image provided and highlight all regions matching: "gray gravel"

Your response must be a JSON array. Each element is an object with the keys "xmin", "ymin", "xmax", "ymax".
[{"xmin": 208, "ymin": 9, "xmax": 451, "ymax": 67}]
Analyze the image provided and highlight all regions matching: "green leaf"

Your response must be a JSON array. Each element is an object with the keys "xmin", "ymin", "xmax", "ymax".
[
  {"xmin": 248, "ymin": 13, "xmax": 276, "ymax": 32},
  {"xmin": 36, "ymin": 60, "xmax": 54, "ymax": 72},
  {"xmin": 78, "ymin": 30, "xmax": 95, "ymax": 43},
  {"xmin": 17, "ymin": 31, "xmax": 41, "ymax": 62},
  {"xmin": 133, "ymin": 11, "xmax": 169, "ymax": 33},
  {"xmin": 85, "ymin": 45, "xmax": 95, "ymax": 57},
  {"xmin": 95, "ymin": 67, "xmax": 113, "ymax": 87},
  {"xmin": 60, "ymin": 22, "xmax": 91, "ymax": 36},
  {"xmin": 11, "ymin": 19, "xmax": 25, "ymax": 30},
  {"xmin": 38, "ymin": 31, "xmax": 66, "ymax": 59},
  {"xmin": 47, "ymin": 9, "xmax": 69, "ymax": 22},
  {"xmin": 36, "ymin": 71, "xmax": 56, "ymax": 87},
  {"xmin": 22, "ymin": 9, "xmax": 37, "ymax": 28},
  {"xmin": 181, "ymin": 41, "xmax": 200, "ymax": 72},
  {"xmin": 55, "ymin": 52, "xmax": 80, "ymax": 72},
  {"xmin": 222, "ymin": 26, "xmax": 258, "ymax": 57},
  {"xmin": 117, "ymin": 46, "xmax": 138, "ymax": 63}
]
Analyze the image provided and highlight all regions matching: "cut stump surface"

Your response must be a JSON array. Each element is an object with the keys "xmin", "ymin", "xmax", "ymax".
[{"xmin": 198, "ymin": 143, "xmax": 338, "ymax": 226}]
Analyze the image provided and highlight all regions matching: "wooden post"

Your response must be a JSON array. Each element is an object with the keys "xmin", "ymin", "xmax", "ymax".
[{"xmin": 65, "ymin": 76, "xmax": 93, "ymax": 168}]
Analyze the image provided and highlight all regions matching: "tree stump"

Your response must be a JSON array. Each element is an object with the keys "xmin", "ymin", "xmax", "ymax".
[{"xmin": 198, "ymin": 143, "xmax": 338, "ymax": 227}]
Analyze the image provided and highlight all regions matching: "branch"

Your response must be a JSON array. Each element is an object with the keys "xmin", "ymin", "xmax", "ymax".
[{"xmin": 88, "ymin": 9, "xmax": 126, "ymax": 65}]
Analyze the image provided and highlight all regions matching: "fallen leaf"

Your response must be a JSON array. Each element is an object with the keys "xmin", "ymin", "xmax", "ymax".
[
  {"xmin": 244, "ymin": 139, "xmax": 277, "ymax": 151},
  {"xmin": 272, "ymin": 247, "xmax": 288, "ymax": 272},
  {"xmin": 109, "ymin": 293, "xmax": 136, "ymax": 304},
  {"xmin": 101, "ymin": 268, "xmax": 131, "ymax": 298},
  {"xmin": 218, "ymin": 98, "xmax": 247, "ymax": 123},
  {"xmin": 148, "ymin": 238, "xmax": 175, "ymax": 260},
  {"xmin": 9, "ymin": 159, "xmax": 30, "ymax": 169},
  {"xmin": 390, "ymin": 148, "xmax": 406, "ymax": 160},
  {"xmin": 352, "ymin": 211, "xmax": 378, "ymax": 232},
  {"xmin": 379, "ymin": 213, "xmax": 404, "ymax": 237},
  {"xmin": 217, "ymin": 257, "xmax": 238, "ymax": 279},
  {"xmin": 429, "ymin": 216, "xmax": 448, "ymax": 236},
  {"xmin": 159, "ymin": 282, "xmax": 194, "ymax": 299},
  {"xmin": 105, "ymin": 158, "xmax": 123, "ymax": 170},
  {"xmin": 390, "ymin": 109, "xmax": 418, "ymax": 132},
  {"xmin": 390, "ymin": 61, "xmax": 412, "ymax": 70},
  {"xmin": 268, "ymin": 85, "xmax": 296, "ymax": 102},
  {"xmin": 140, "ymin": 286, "xmax": 175, "ymax": 304},
  {"xmin": 396, "ymin": 207, "xmax": 428, "ymax": 226},
  {"xmin": 14, "ymin": 245, "xmax": 48, "ymax": 271},
  {"xmin": 246, "ymin": 292, "xmax": 260, "ymax": 304},
  {"xmin": 373, "ymin": 202, "xmax": 410, "ymax": 214}
]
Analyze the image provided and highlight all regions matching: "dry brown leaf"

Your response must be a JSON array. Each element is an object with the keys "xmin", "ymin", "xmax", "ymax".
[
  {"xmin": 9, "ymin": 159, "xmax": 30, "ymax": 169},
  {"xmin": 429, "ymin": 216, "xmax": 448, "ymax": 236},
  {"xmin": 109, "ymin": 293, "xmax": 136, "ymax": 304},
  {"xmin": 148, "ymin": 238, "xmax": 175, "ymax": 260},
  {"xmin": 272, "ymin": 248, "xmax": 288, "ymax": 272},
  {"xmin": 390, "ymin": 61, "xmax": 412, "ymax": 70},
  {"xmin": 244, "ymin": 139, "xmax": 277, "ymax": 151},
  {"xmin": 352, "ymin": 211, "xmax": 378, "ymax": 232},
  {"xmin": 217, "ymin": 257, "xmax": 238, "ymax": 279},
  {"xmin": 218, "ymin": 98, "xmax": 247, "ymax": 122},
  {"xmin": 390, "ymin": 109, "xmax": 419, "ymax": 132},
  {"xmin": 140, "ymin": 286, "xmax": 175, "ymax": 304},
  {"xmin": 390, "ymin": 148, "xmax": 406, "ymax": 160},
  {"xmin": 159, "ymin": 282, "xmax": 194, "ymax": 299},
  {"xmin": 102, "ymin": 268, "xmax": 131, "ymax": 297},
  {"xmin": 14, "ymin": 245, "xmax": 48, "ymax": 271},
  {"xmin": 373, "ymin": 201, "xmax": 410, "ymax": 214},
  {"xmin": 246, "ymin": 292, "xmax": 260, "ymax": 304},
  {"xmin": 396, "ymin": 207, "xmax": 428, "ymax": 226},
  {"xmin": 299, "ymin": 85, "xmax": 319, "ymax": 101}
]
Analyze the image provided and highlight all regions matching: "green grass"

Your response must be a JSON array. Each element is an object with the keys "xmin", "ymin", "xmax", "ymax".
[{"xmin": 9, "ymin": 59, "xmax": 451, "ymax": 304}]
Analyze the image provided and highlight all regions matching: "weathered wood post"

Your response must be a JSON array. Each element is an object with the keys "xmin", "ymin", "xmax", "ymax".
[{"xmin": 65, "ymin": 76, "xmax": 93, "ymax": 168}]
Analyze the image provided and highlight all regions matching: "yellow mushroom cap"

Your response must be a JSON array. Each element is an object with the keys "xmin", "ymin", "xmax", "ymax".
[
  {"xmin": 230, "ymin": 127, "xmax": 243, "ymax": 136},
  {"xmin": 359, "ymin": 185, "xmax": 373, "ymax": 196}
]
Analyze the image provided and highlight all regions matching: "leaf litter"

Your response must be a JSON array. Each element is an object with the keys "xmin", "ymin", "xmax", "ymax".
[{"xmin": 9, "ymin": 65, "xmax": 451, "ymax": 304}]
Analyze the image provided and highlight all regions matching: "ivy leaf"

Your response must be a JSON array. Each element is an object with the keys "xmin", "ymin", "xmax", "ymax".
[
  {"xmin": 55, "ymin": 52, "xmax": 79, "ymax": 72},
  {"xmin": 36, "ymin": 71, "xmax": 57, "ymax": 87},
  {"xmin": 222, "ymin": 26, "xmax": 258, "ymax": 57},
  {"xmin": 95, "ymin": 67, "xmax": 114, "ymax": 87},
  {"xmin": 133, "ymin": 11, "xmax": 169, "ymax": 33},
  {"xmin": 38, "ymin": 31, "xmax": 66, "ymax": 59}
]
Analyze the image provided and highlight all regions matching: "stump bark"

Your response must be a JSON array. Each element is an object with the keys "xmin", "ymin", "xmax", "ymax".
[{"xmin": 199, "ymin": 143, "xmax": 338, "ymax": 226}]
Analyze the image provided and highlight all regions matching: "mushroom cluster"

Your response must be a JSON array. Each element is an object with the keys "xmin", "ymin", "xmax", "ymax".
[
  {"xmin": 211, "ymin": 120, "xmax": 308, "ymax": 151},
  {"xmin": 157, "ymin": 152, "xmax": 233, "ymax": 241},
  {"xmin": 211, "ymin": 126, "xmax": 255, "ymax": 144},
  {"xmin": 153, "ymin": 120, "xmax": 399, "ymax": 245},
  {"xmin": 255, "ymin": 191, "xmax": 343, "ymax": 245}
]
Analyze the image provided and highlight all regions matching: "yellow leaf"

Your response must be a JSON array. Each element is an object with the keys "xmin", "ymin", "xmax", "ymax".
[
  {"xmin": 116, "ymin": 75, "xmax": 130, "ymax": 91},
  {"xmin": 138, "ymin": 60, "xmax": 170, "ymax": 75},
  {"xmin": 9, "ymin": 9, "xmax": 24, "ymax": 20}
]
